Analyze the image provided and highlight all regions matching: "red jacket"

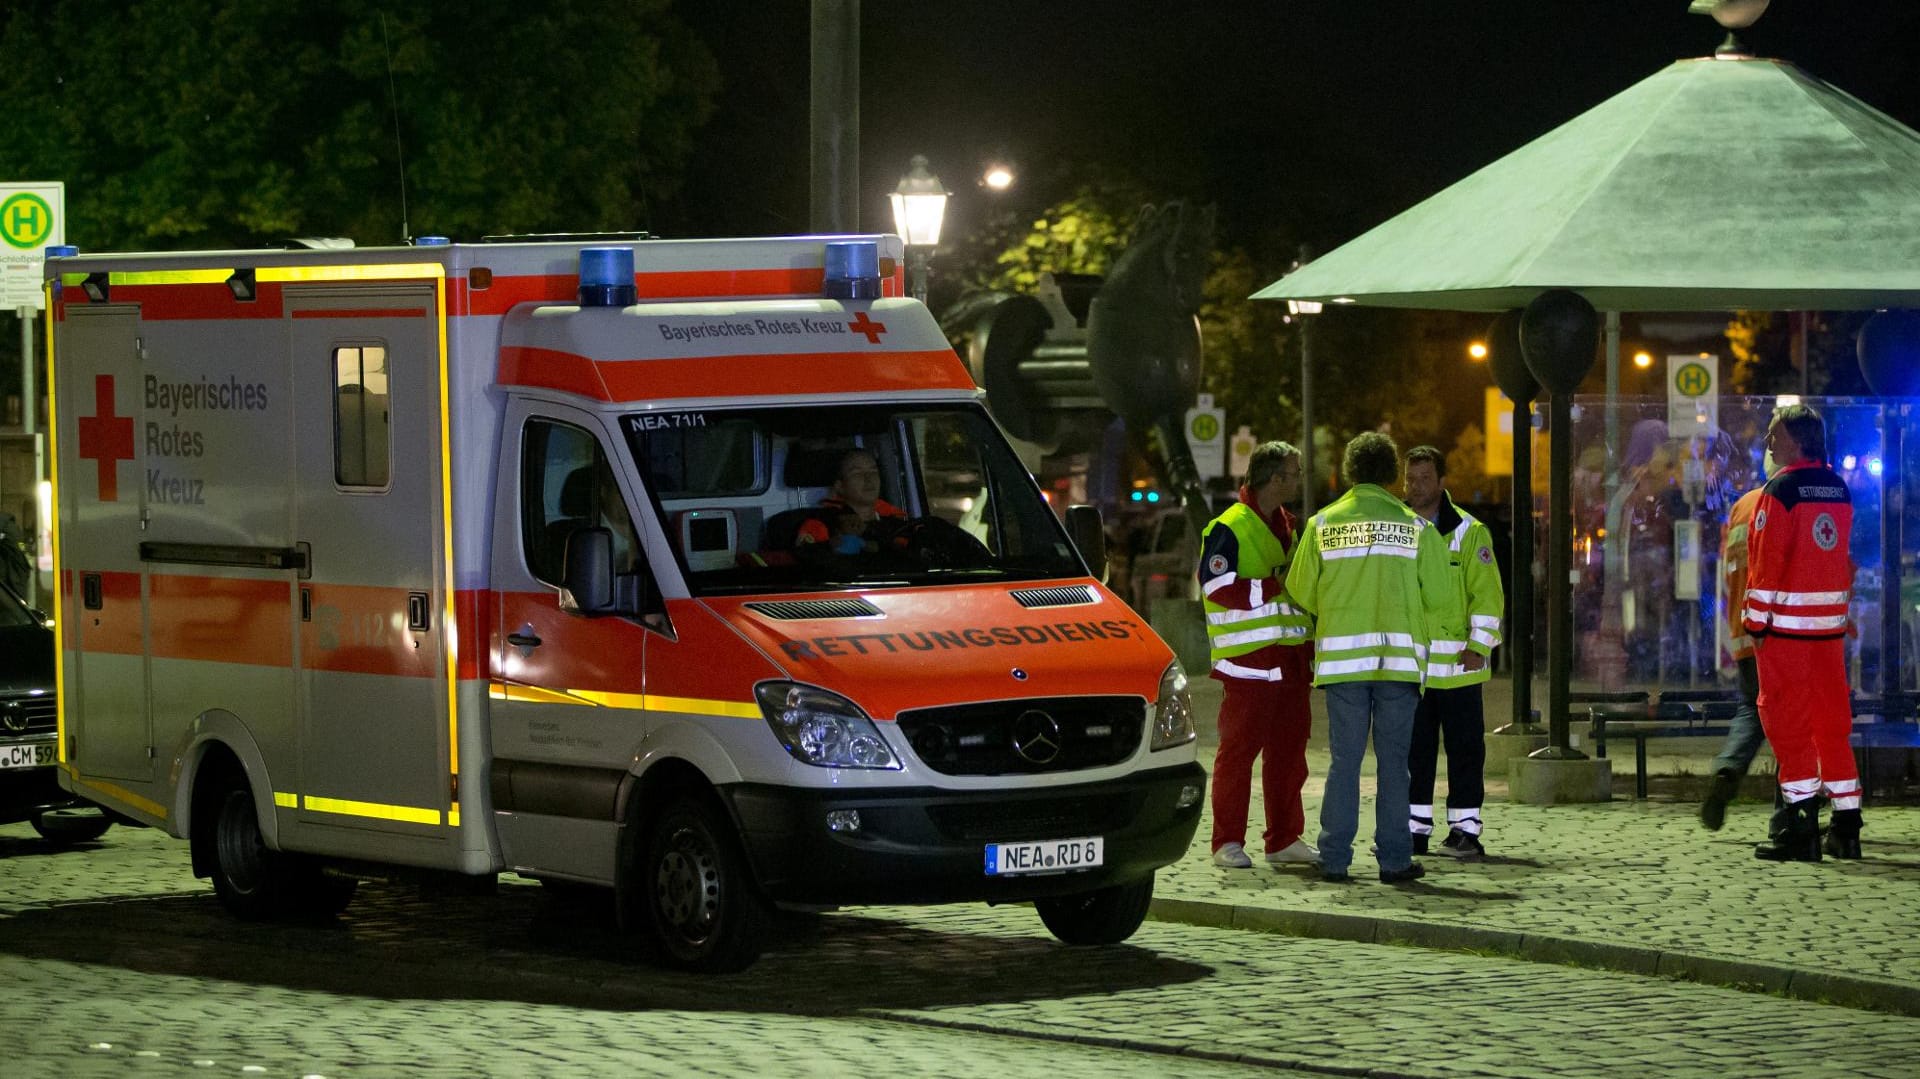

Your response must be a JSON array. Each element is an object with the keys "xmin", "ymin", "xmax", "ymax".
[{"xmin": 1743, "ymin": 460, "xmax": 1852, "ymax": 640}]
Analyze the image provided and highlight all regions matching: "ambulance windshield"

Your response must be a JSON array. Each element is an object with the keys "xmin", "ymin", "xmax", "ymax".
[{"xmin": 623, "ymin": 403, "xmax": 1087, "ymax": 594}]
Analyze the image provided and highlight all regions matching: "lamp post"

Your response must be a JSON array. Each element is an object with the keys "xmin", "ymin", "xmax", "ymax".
[
  {"xmin": 1287, "ymin": 296, "xmax": 1323, "ymax": 518},
  {"xmin": 890, "ymin": 155, "xmax": 949, "ymax": 305}
]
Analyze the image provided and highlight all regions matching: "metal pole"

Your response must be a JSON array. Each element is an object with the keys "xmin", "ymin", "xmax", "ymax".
[
  {"xmin": 1538, "ymin": 388, "xmax": 1587, "ymax": 758},
  {"xmin": 19, "ymin": 307, "xmax": 32, "ymax": 437},
  {"xmin": 907, "ymin": 246, "xmax": 929, "ymax": 305},
  {"xmin": 1501, "ymin": 396, "xmax": 1541, "ymax": 733},
  {"xmin": 809, "ymin": 0, "xmax": 859, "ymax": 233},
  {"xmin": 1883, "ymin": 407, "xmax": 1905, "ymax": 715},
  {"xmin": 1300, "ymin": 314, "xmax": 1315, "ymax": 519}
]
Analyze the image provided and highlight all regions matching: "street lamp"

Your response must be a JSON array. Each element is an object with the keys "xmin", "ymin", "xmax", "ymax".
[
  {"xmin": 1287, "ymin": 293, "xmax": 1323, "ymax": 518},
  {"xmin": 890, "ymin": 155, "xmax": 949, "ymax": 304}
]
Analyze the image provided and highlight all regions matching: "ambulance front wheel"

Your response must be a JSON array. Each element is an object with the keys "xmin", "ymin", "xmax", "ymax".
[
  {"xmin": 1034, "ymin": 873, "xmax": 1155, "ymax": 946},
  {"xmin": 640, "ymin": 793, "xmax": 770, "ymax": 973}
]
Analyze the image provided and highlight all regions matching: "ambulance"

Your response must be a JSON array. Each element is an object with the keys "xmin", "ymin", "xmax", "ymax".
[{"xmin": 45, "ymin": 234, "xmax": 1205, "ymax": 971}]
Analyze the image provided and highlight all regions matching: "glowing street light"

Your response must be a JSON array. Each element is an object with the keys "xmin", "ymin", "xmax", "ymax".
[
  {"xmin": 890, "ymin": 155, "xmax": 949, "ymax": 304},
  {"xmin": 982, "ymin": 164, "xmax": 1015, "ymax": 191},
  {"xmin": 1633, "ymin": 350, "xmax": 1654, "ymax": 369},
  {"xmin": 1467, "ymin": 340, "xmax": 1489, "ymax": 361}
]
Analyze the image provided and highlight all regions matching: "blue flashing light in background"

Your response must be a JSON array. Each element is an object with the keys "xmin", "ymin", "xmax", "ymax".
[
  {"xmin": 1869, "ymin": 457, "xmax": 1884, "ymax": 477},
  {"xmin": 1843, "ymin": 454, "xmax": 1859, "ymax": 471}
]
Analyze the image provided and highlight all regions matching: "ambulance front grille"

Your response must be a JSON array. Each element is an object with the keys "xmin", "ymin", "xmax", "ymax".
[
  {"xmin": 744, "ymin": 598, "xmax": 883, "ymax": 620},
  {"xmin": 1009, "ymin": 586, "xmax": 1098, "ymax": 608},
  {"xmin": 0, "ymin": 693, "xmax": 56, "ymax": 738},
  {"xmin": 894, "ymin": 696, "xmax": 1143, "ymax": 776},
  {"xmin": 924, "ymin": 792, "xmax": 1132, "ymax": 842}
]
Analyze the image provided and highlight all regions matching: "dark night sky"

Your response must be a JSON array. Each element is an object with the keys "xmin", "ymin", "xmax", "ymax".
[{"xmin": 667, "ymin": 0, "xmax": 1920, "ymax": 268}]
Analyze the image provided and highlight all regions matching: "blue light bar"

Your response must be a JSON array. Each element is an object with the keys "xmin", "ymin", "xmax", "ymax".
[
  {"xmin": 579, "ymin": 247, "xmax": 637, "ymax": 307},
  {"xmin": 413, "ymin": 236, "xmax": 451, "ymax": 246},
  {"xmin": 822, "ymin": 241, "xmax": 882, "ymax": 300},
  {"xmin": 46, "ymin": 245, "xmax": 77, "ymax": 258}
]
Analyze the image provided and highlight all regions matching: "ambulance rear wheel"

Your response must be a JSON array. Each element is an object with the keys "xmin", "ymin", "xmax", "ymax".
[
  {"xmin": 1034, "ymin": 874, "xmax": 1155, "ymax": 946},
  {"xmin": 201, "ymin": 779, "xmax": 310, "ymax": 920},
  {"xmin": 641, "ymin": 794, "xmax": 769, "ymax": 973}
]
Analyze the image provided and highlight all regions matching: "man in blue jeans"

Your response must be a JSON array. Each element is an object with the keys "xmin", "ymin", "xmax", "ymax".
[{"xmin": 1286, "ymin": 433, "xmax": 1455, "ymax": 883}]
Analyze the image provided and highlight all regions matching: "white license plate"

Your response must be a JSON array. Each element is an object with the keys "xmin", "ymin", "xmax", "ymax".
[
  {"xmin": 0, "ymin": 741, "xmax": 55, "ymax": 771},
  {"xmin": 984, "ymin": 836, "xmax": 1103, "ymax": 876}
]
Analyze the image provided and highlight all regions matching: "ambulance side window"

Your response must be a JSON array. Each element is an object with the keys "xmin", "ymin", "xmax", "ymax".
[
  {"xmin": 333, "ymin": 345, "xmax": 390, "ymax": 488},
  {"xmin": 521, "ymin": 419, "xmax": 641, "ymax": 586}
]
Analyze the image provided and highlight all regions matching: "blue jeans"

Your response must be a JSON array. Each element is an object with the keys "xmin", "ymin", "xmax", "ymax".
[
  {"xmin": 1710, "ymin": 656, "xmax": 1766, "ymax": 776},
  {"xmin": 1318, "ymin": 680, "xmax": 1420, "ymax": 874}
]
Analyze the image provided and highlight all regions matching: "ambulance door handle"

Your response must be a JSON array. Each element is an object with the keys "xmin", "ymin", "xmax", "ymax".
[
  {"xmin": 300, "ymin": 587, "xmax": 311, "ymax": 623},
  {"xmin": 507, "ymin": 630, "xmax": 542, "ymax": 648}
]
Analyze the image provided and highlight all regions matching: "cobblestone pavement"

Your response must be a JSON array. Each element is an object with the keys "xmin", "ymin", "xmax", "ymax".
[
  {"xmin": 1164, "ymin": 676, "xmax": 1920, "ymax": 1016},
  {"xmin": 4, "ymin": 823, "xmax": 1920, "ymax": 1079}
]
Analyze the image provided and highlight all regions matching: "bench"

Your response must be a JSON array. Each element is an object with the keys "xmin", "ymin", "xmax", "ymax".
[{"xmin": 1580, "ymin": 690, "xmax": 1920, "ymax": 800}]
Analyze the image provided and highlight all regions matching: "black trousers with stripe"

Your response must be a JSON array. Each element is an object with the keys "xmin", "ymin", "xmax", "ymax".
[{"xmin": 1408, "ymin": 683, "xmax": 1486, "ymax": 820}]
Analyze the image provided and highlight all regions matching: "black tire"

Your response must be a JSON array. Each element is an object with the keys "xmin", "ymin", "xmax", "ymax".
[
  {"xmin": 30, "ymin": 807, "xmax": 113, "ymax": 846},
  {"xmin": 640, "ymin": 794, "xmax": 769, "ymax": 973},
  {"xmin": 1034, "ymin": 874, "xmax": 1155, "ymax": 946},
  {"xmin": 194, "ymin": 771, "xmax": 311, "ymax": 913}
]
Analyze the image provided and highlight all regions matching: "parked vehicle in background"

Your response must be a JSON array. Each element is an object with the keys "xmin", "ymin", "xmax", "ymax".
[
  {"xmin": 1126, "ymin": 508, "xmax": 1199, "ymax": 613},
  {"xmin": 0, "ymin": 579, "xmax": 113, "ymax": 844}
]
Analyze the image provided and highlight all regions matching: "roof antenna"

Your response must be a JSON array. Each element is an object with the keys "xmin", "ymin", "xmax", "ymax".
[
  {"xmin": 380, "ymin": 12, "xmax": 411, "ymax": 241},
  {"xmin": 1688, "ymin": 0, "xmax": 1770, "ymax": 58}
]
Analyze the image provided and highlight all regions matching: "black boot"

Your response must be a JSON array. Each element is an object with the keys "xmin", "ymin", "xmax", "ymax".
[
  {"xmin": 1754, "ymin": 799, "xmax": 1822, "ymax": 862},
  {"xmin": 1823, "ymin": 808, "xmax": 1863, "ymax": 859},
  {"xmin": 1700, "ymin": 769, "xmax": 1739, "ymax": 831}
]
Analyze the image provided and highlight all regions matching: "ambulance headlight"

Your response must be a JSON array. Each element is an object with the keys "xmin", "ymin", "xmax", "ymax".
[
  {"xmin": 1151, "ymin": 661, "xmax": 1197, "ymax": 750},
  {"xmin": 755, "ymin": 682, "xmax": 902, "ymax": 770}
]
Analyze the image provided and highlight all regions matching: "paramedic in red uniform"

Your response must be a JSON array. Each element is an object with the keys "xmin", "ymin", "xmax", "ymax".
[
  {"xmin": 1742, "ymin": 405, "xmax": 1861, "ymax": 861},
  {"xmin": 1198, "ymin": 442, "xmax": 1318, "ymax": 869}
]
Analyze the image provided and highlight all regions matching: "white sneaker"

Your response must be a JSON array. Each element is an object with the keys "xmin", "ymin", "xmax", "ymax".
[
  {"xmin": 1211, "ymin": 842, "xmax": 1253, "ymax": 869},
  {"xmin": 1265, "ymin": 839, "xmax": 1319, "ymax": 865}
]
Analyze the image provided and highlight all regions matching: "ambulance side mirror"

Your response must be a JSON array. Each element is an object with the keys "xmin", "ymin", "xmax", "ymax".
[
  {"xmin": 559, "ymin": 528, "xmax": 617, "ymax": 615},
  {"xmin": 1065, "ymin": 504, "xmax": 1108, "ymax": 583}
]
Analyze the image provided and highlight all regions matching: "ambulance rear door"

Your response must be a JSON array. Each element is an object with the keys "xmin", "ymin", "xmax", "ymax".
[
  {"xmin": 54, "ymin": 305, "xmax": 151, "ymax": 783},
  {"xmin": 285, "ymin": 284, "xmax": 453, "ymax": 854}
]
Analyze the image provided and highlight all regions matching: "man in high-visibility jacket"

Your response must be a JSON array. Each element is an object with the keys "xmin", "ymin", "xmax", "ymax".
[
  {"xmin": 1699, "ymin": 481, "xmax": 1768, "ymax": 831},
  {"xmin": 1286, "ymin": 432, "xmax": 1454, "ymax": 883},
  {"xmin": 1402, "ymin": 446, "xmax": 1503, "ymax": 859},
  {"xmin": 1743, "ymin": 405, "xmax": 1859, "ymax": 861},
  {"xmin": 1199, "ymin": 441, "xmax": 1317, "ymax": 869}
]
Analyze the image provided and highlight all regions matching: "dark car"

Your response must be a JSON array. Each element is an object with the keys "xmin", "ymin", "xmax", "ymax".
[{"xmin": 0, "ymin": 579, "xmax": 112, "ymax": 844}]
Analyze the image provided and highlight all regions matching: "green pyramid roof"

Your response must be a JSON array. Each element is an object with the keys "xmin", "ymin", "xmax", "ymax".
[{"xmin": 1255, "ymin": 54, "xmax": 1920, "ymax": 312}]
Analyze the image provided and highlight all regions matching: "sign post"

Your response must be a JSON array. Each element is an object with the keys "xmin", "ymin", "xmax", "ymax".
[
  {"xmin": 0, "ymin": 183, "xmax": 64, "ymax": 608},
  {"xmin": 1, "ymin": 182, "xmax": 64, "ymax": 438},
  {"xmin": 1667, "ymin": 353, "xmax": 1718, "ymax": 438},
  {"xmin": 1185, "ymin": 393, "xmax": 1227, "ymax": 480}
]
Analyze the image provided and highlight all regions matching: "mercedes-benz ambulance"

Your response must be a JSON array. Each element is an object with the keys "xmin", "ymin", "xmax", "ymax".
[{"xmin": 47, "ymin": 234, "xmax": 1204, "ymax": 971}]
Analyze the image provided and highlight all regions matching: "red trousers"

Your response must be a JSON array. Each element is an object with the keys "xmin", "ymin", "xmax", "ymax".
[
  {"xmin": 1210, "ymin": 649, "xmax": 1314, "ymax": 853},
  {"xmin": 1755, "ymin": 636, "xmax": 1860, "ymax": 809}
]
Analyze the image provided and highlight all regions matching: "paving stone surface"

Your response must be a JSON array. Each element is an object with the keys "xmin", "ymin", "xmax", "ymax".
[{"xmin": 1162, "ymin": 675, "xmax": 1920, "ymax": 1014}]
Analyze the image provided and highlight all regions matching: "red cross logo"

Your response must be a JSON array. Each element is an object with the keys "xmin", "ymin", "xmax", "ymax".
[
  {"xmin": 1812, "ymin": 512, "xmax": 1839, "ymax": 551},
  {"xmin": 76, "ymin": 375, "xmax": 135, "ymax": 502},
  {"xmin": 848, "ymin": 311, "xmax": 887, "ymax": 345}
]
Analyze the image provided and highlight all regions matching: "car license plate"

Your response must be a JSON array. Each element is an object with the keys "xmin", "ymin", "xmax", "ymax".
[
  {"xmin": 0, "ymin": 741, "xmax": 55, "ymax": 771},
  {"xmin": 984, "ymin": 836, "xmax": 1103, "ymax": 876}
]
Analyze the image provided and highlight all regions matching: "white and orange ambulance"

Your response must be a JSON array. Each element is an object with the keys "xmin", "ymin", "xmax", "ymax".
[{"xmin": 45, "ymin": 234, "xmax": 1204, "ymax": 971}]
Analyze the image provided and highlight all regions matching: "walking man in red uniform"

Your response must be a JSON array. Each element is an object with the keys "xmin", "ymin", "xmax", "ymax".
[{"xmin": 1743, "ymin": 405, "xmax": 1861, "ymax": 861}]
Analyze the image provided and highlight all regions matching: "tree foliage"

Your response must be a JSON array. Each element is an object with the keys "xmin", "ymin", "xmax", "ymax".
[{"xmin": 0, "ymin": 1, "xmax": 719, "ymax": 249}]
